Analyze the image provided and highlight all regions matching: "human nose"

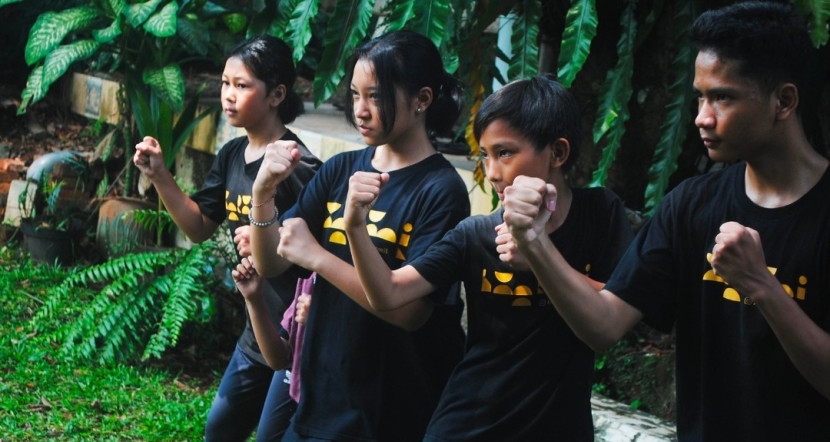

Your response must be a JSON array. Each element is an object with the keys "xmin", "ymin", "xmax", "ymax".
[
  {"xmin": 484, "ymin": 157, "xmax": 500, "ymax": 183},
  {"xmin": 354, "ymin": 97, "xmax": 370, "ymax": 120},
  {"xmin": 695, "ymin": 98, "xmax": 715, "ymax": 129},
  {"xmin": 222, "ymin": 84, "xmax": 234, "ymax": 103}
]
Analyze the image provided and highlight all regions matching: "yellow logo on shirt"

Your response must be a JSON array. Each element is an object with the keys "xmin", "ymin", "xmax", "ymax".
[
  {"xmin": 324, "ymin": 202, "xmax": 413, "ymax": 261},
  {"xmin": 703, "ymin": 253, "xmax": 807, "ymax": 304}
]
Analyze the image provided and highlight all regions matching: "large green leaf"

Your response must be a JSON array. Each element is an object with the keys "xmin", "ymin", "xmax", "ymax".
[
  {"xmin": 271, "ymin": 0, "xmax": 302, "ymax": 40},
  {"xmin": 507, "ymin": 0, "xmax": 541, "ymax": 81},
  {"xmin": 286, "ymin": 0, "xmax": 321, "ymax": 63},
  {"xmin": 177, "ymin": 16, "xmax": 210, "ymax": 56},
  {"xmin": 107, "ymin": 0, "xmax": 127, "ymax": 16},
  {"xmin": 143, "ymin": 64, "xmax": 185, "ymax": 112},
  {"xmin": 589, "ymin": 0, "xmax": 637, "ymax": 188},
  {"xmin": 42, "ymin": 40, "xmax": 101, "ymax": 90},
  {"xmin": 556, "ymin": 0, "xmax": 597, "ymax": 88},
  {"xmin": 312, "ymin": 0, "xmax": 374, "ymax": 107},
  {"xmin": 93, "ymin": 15, "xmax": 123, "ymax": 43},
  {"xmin": 643, "ymin": 2, "xmax": 695, "ymax": 215},
  {"xmin": 144, "ymin": 1, "xmax": 178, "ymax": 37},
  {"xmin": 25, "ymin": 6, "xmax": 100, "ymax": 65},
  {"xmin": 223, "ymin": 12, "xmax": 248, "ymax": 34},
  {"xmin": 18, "ymin": 66, "xmax": 44, "ymax": 115},
  {"xmin": 125, "ymin": 0, "xmax": 164, "ymax": 28},
  {"xmin": 408, "ymin": 0, "xmax": 452, "ymax": 49},
  {"xmin": 379, "ymin": 0, "xmax": 416, "ymax": 33}
]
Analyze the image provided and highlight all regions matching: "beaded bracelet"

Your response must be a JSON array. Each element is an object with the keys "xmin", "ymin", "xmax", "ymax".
[{"xmin": 249, "ymin": 206, "xmax": 279, "ymax": 228}]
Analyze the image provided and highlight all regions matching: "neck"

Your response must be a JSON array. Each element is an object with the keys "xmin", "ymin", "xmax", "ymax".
[
  {"xmin": 745, "ymin": 129, "xmax": 828, "ymax": 208},
  {"xmin": 246, "ymin": 122, "xmax": 288, "ymax": 151},
  {"xmin": 372, "ymin": 128, "xmax": 436, "ymax": 172}
]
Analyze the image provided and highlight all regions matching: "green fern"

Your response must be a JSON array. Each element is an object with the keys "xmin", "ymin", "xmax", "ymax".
[{"xmin": 33, "ymin": 242, "xmax": 223, "ymax": 364}]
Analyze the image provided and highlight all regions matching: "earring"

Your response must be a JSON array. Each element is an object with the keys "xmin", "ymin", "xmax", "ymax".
[{"xmin": 416, "ymin": 107, "xmax": 422, "ymax": 114}]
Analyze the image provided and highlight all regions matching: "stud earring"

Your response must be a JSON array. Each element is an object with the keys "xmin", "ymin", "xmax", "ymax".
[{"xmin": 416, "ymin": 107, "xmax": 422, "ymax": 114}]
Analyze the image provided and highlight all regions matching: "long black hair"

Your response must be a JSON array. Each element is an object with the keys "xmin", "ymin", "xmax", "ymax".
[{"xmin": 343, "ymin": 30, "xmax": 463, "ymax": 137}]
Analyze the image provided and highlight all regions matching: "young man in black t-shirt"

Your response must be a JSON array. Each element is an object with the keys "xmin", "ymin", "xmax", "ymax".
[{"xmin": 504, "ymin": 2, "xmax": 830, "ymax": 440}]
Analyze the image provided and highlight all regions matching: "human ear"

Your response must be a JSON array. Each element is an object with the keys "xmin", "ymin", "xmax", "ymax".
[
  {"xmin": 774, "ymin": 83, "xmax": 798, "ymax": 120},
  {"xmin": 269, "ymin": 84, "xmax": 287, "ymax": 108},
  {"xmin": 415, "ymin": 87, "xmax": 433, "ymax": 114},
  {"xmin": 548, "ymin": 138, "xmax": 571, "ymax": 169}
]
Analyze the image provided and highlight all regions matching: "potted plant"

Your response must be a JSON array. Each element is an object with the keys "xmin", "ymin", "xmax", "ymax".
[{"xmin": 18, "ymin": 172, "xmax": 89, "ymax": 266}]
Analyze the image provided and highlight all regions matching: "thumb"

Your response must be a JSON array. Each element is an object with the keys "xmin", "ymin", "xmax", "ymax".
[
  {"xmin": 379, "ymin": 172, "xmax": 390, "ymax": 188},
  {"xmin": 544, "ymin": 184, "xmax": 557, "ymax": 212}
]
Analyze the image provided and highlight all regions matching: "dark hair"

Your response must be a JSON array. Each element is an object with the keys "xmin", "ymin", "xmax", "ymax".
[
  {"xmin": 690, "ymin": 1, "xmax": 812, "ymax": 102},
  {"xmin": 228, "ymin": 35, "xmax": 304, "ymax": 124},
  {"xmin": 474, "ymin": 76, "xmax": 582, "ymax": 172},
  {"xmin": 343, "ymin": 30, "xmax": 463, "ymax": 137}
]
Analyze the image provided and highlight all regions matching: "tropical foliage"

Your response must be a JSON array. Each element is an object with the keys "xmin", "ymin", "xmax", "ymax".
[
  {"xmin": 7, "ymin": 0, "xmax": 829, "ymax": 213},
  {"xmin": 31, "ymin": 235, "xmax": 235, "ymax": 364}
]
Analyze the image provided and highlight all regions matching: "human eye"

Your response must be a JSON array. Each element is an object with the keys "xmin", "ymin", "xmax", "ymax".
[
  {"xmin": 715, "ymin": 93, "xmax": 730, "ymax": 101},
  {"xmin": 498, "ymin": 149, "xmax": 514, "ymax": 158},
  {"xmin": 221, "ymin": 80, "xmax": 230, "ymax": 86},
  {"xmin": 237, "ymin": 82, "xmax": 248, "ymax": 89}
]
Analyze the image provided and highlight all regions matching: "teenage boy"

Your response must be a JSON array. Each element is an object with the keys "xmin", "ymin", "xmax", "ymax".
[
  {"xmin": 344, "ymin": 76, "xmax": 633, "ymax": 440},
  {"xmin": 503, "ymin": 2, "xmax": 830, "ymax": 440}
]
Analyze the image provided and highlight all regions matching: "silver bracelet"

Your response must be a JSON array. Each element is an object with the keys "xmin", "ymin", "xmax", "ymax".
[{"xmin": 248, "ymin": 206, "xmax": 279, "ymax": 228}]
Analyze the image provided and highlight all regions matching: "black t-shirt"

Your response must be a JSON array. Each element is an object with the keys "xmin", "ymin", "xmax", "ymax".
[
  {"xmin": 606, "ymin": 162, "xmax": 830, "ymax": 441},
  {"xmin": 283, "ymin": 147, "xmax": 470, "ymax": 442},
  {"xmin": 190, "ymin": 131, "xmax": 320, "ymax": 365},
  {"xmin": 412, "ymin": 187, "xmax": 633, "ymax": 441}
]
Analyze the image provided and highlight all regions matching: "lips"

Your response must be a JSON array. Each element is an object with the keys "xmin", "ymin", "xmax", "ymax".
[
  {"xmin": 358, "ymin": 125, "xmax": 371, "ymax": 136},
  {"xmin": 701, "ymin": 135, "xmax": 718, "ymax": 148}
]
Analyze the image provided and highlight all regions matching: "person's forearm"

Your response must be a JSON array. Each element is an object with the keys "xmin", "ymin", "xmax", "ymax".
[
  {"xmin": 346, "ymin": 223, "xmax": 405, "ymax": 311},
  {"xmin": 249, "ymin": 199, "xmax": 291, "ymax": 277},
  {"xmin": 150, "ymin": 171, "xmax": 216, "ymax": 242},
  {"xmin": 521, "ymin": 235, "xmax": 638, "ymax": 352},
  {"xmin": 312, "ymin": 249, "xmax": 433, "ymax": 331},
  {"xmin": 754, "ymin": 285, "xmax": 830, "ymax": 399},
  {"xmin": 245, "ymin": 296, "xmax": 290, "ymax": 370}
]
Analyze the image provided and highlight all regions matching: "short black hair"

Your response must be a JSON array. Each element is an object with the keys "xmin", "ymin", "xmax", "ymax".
[
  {"xmin": 690, "ymin": 1, "xmax": 812, "ymax": 101},
  {"xmin": 228, "ymin": 35, "xmax": 304, "ymax": 124},
  {"xmin": 474, "ymin": 76, "xmax": 582, "ymax": 172},
  {"xmin": 343, "ymin": 30, "xmax": 463, "ymax": 137}
]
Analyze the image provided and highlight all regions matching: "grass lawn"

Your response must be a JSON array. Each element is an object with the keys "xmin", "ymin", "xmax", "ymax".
[{"xmin": 0, "ymin": 243, "xmax": 228, "ymax": 440}]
